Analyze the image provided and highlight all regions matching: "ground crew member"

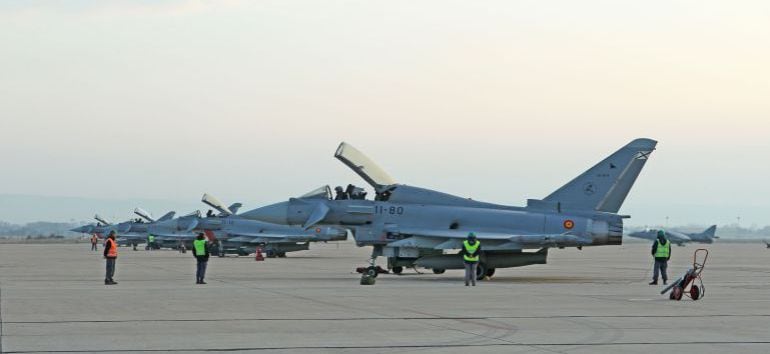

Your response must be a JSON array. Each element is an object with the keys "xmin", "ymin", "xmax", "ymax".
[
  {"xmin": 103, "ymin": 231, "xmax": 118, "ymax": 285},
  {"xmin": 90, "ymin": 234, "xmax": 98, "ymax": 251},
  {"xmin": 193, "ymin": 233, "xmax": 210, "ymax": 284},
  {"xmin": 461, "ymin": 232, "xmax": 481, "ymax": 286},
  {"xmin": 147, "ymin": 234, "xmax": 156, "ymax": 250},
  {"xmin": 650, "ymin": 230, "xmax": 671, "ymax": 285}
]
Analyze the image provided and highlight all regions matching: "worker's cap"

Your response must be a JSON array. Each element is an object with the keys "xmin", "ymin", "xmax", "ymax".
[
  {"xmin": 657, "ymin": 230, "xmax": 666, "ymax": 237},
  {"xmin": 467, "ymin": 232, "xmax": 477, "ymax": 239},
  {"xmin": 108, "ymin": 230, "xmax": 116, "ymax": 235}
]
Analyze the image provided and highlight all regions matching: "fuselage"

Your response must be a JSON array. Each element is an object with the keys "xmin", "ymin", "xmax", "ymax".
[{"xmin": 243, "ymin": 184, "xmax": 623, "ymax": 250}]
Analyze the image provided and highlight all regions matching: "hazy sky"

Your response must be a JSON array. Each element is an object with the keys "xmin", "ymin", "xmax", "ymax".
[{"xmin": 1, "ymin": 1, "xmax": 769, "ymax": 226}]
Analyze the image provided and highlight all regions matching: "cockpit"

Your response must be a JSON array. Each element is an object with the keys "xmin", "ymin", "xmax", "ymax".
[
  {"xmin": 333, "ymin": 184, "xmax": 368, "ymax": 200},
  {"xmin": 184, "ymin": 210, "xmax": 202, "ymax": 218},
  {"xmin": 328, "ymin": 142, "xmax": 399, "ymax": 201},
  {"xmin": 302, "ymin": 142, "xmax": 494, "ymax": 207}
]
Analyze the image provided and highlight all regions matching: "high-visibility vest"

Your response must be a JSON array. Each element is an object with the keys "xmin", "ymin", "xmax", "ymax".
[
  {"xmin": 148, "ymin": 235, "xmax": 155, "ymax": 243},
  {"xmin": 193, "ymin": 239, "xmax": 207, "ymax": 256},
  {"xmin": 655, "ymin": 239, "xmax": 670, "ymax": 258},
  {"xmin": 105, "ymin": 239, "xmax": 118, "ymax": 258},
  {"xmin": 463, "ymin": 240, "xmax": 480, "ymax": 262}
]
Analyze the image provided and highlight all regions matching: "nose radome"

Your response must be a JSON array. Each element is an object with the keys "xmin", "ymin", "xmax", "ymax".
[
  {"xmin": 240, "ymin": 202, "xmax": 289, "ymax": 225},
  {"xmin": 71, "ymin": 226, "xmax": 91, "ymax": 233}
]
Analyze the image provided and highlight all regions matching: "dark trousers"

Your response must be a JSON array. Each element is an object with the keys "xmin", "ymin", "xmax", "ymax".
[
  {"xmin": 105, "ymin": 258, "xmax": 116, "ymax": 281},
  {"xmin": 196, "ymin": 259, "xmax": 208, "ymax": 281},
  {"xmin": 91, "ymin": 243, "xmax": 97, "ymax": 251},
  {"xmin": 653, "ymin": 259, "xmax": 668, "ymax": 282}
]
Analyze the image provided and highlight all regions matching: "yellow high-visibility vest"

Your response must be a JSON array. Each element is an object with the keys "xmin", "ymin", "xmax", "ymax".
[
  {"xmin": 463, "ymin": 240, "xmax": 480, "ymax": 262},
  {"xmin": 655, "ymin": 239, "xmax": 670, "ymax": 258},
  {"xmin": 193, "ymin": 239, "xmax": 207, "ymax": 256}
]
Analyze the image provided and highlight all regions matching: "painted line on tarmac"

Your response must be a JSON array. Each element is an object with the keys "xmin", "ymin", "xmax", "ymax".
[
  {"xmin": 5, "ymin": 313, "xmax": 770, "ymax": 325},
  {"xmin": 4, "ymin": 341, "xmax": 770, "ymax": 353}
]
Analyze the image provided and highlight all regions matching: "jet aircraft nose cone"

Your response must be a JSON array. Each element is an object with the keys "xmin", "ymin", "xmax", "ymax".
[
  {"xmin": 71, "ymin": 225, "xmax": 91, "ymax": 233},
  {"xmin": 241, "ymin": 202, "xmax": 289, "ymax": 225}
]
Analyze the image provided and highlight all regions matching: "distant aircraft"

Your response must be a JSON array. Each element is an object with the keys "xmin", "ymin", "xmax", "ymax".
[
  {"xmin": 627, "ymin": 225, "xmax": 718, "ymax": 246},
  {"xmin": 70, "ymin": 211, "xmax": 175, "ymax": 248},
  {"xmin": 146, "ymin": 194, "xmax": 347, "ymax": 257},
  {"xmin": 242, "ymin": 139, "xmax": 656, "ymax": 281}
]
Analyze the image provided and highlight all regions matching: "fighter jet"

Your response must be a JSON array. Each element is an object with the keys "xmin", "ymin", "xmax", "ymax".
[
  {"xmin": 146, "ymin": 194, "xmax": 347, "ymax": 257},
  {"xmin": 70, "ymin": 211, "xmax": 175, "ymax": 248},
  {"xmin": 241, "ymin": 139, "xmax": 657, "ymax": 281},
  {"xmin": 627, "ymin": 225, "xmax": 718, "ymax": 246}
]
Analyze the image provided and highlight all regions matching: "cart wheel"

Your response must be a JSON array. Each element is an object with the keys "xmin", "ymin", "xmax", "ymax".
[
  {"xmin": 670, "ymin": 286, "xmax": 683, "ymax": 301},
  {"xmin": 690, "ymin": 285, "xmax": 700, "ymax": 300}
]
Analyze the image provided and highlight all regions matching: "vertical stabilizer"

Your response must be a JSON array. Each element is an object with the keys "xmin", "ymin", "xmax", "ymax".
[
  {"xmin": 157, "ymin": 211, "xmax": 176, "ymax": 222},
  {"xmin": 690, "ymin": 225, "xmax": 718, "ymax": 241},
  {"xmin": 543, "ymin": 138, "xmax": 657, "ymax": 213}
]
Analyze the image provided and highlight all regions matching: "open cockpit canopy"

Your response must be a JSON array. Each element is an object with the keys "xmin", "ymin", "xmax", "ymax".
[{"xmin": 334, "ymin": 142, "xmax": 396, "ymax": 192}]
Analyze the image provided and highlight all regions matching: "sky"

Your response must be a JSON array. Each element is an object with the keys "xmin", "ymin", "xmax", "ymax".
[{"xmin": 1, "ymin": 1, "xmax": 769, "ymax": 226}]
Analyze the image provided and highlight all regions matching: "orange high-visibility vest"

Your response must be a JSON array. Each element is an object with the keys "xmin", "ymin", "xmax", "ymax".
[{"xmin": 105, "ymin": 239, "xmax": 118, "ymax": 258}]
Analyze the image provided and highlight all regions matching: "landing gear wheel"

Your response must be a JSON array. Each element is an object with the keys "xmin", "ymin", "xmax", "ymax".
[
  {"xmin": 366, "ymin": 266, "xmax": 379, "ymax": 278},
  {"xmin": 485, "ymin": 268, "xmax": 496, "ymax": 278},
  {"xmin": 690, "ymin": 285, "xmax": 700, "ymax": 300},
  {"xmin": 670, "ymin": 286, "xmax": 683, "ymax": 301},
  {"xmin": 432, "ymin": 269, "xmax": 445, "ymax": 274},
  {"xmin": 277, "ymin": 252, "xmax": 287, "ymax": 258},
  {"xmin": 392, "ymin": 266, "xmax": 403, "ymax": 274},
  {"xmin": 475, "ymin": 263, "xmax": 487, "ymax": 281}
]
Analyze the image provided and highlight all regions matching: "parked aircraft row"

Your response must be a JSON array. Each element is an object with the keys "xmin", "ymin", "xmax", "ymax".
[
  {"xmin": 73, "ymin": 139, "xmax": 662, "ymax": 280},
  {"xmin": 71, "ymin": 194, "xmax": 348, "ymax": 257},
  {"xmin": 72, "ymin": 138, "xmax": 735, "ymax": 283}
]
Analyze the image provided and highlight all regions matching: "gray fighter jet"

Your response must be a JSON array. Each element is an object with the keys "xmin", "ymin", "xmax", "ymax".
[
  {"xmin": 241, "ymin": 139, "xmax": 657, "ymax": 281},
  {"xmin": 147, "ymin": 194, "xmax": 347, "ymax": 257},
  {"xmin": 627, "ymin": 225, "xmax": 718, "ymax": 246},
  {"xmin": 71, "ymin": 211, "xmax": 175, "ymax": 248}
]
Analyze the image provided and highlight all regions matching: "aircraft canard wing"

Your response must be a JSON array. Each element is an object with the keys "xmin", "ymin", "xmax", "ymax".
[{"xmin": 117, "ymin": 224, "xmax": 133, "ymax": 233}]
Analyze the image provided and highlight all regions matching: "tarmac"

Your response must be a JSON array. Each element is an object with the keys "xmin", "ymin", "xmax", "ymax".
[{"xmin": 0, "ymin": 241, "xmax": 768, "ymax": 353}]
